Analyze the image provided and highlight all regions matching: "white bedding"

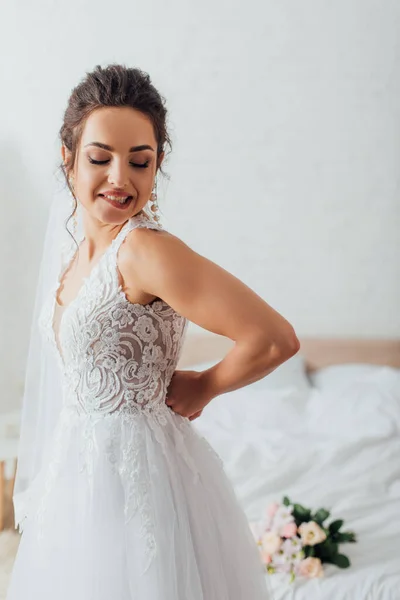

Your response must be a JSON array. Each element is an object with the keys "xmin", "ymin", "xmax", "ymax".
[{"xmin": 192, "ymin": 364, "xmax": 400, "ymax": 599}]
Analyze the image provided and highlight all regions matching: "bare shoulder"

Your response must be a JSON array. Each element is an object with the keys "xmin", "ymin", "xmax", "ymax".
[
  {"xmin": 117, "ymin": 222, "xmax": 298, "ymax": 353},
  {"xmin": 119, "ymin": 225, "xmax": 190, "ymax": 269},
  {"xmin": 117, "ymin": 225, "xmax": 194, "ymax": 304}
]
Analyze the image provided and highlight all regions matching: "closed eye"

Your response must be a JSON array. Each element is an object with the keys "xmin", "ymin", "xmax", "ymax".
[{"xmin": 88, "ymin": 157, "xmax": 150, "ymax": 169}]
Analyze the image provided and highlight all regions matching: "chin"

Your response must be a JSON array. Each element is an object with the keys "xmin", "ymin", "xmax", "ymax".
[{"xmin": 99, "ymin": 201, "xmax": 138, "ymax": 223}]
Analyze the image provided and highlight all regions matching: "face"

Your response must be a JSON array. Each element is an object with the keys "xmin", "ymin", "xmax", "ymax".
[{"xmin": 62, "ymin": 106, "xmax": 164, "ymax": 225}]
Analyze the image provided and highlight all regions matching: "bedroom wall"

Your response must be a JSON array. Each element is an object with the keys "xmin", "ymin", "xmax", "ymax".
[{"xmin": 0, "ymin": 0, "xmax": 399, "ymax": 412}]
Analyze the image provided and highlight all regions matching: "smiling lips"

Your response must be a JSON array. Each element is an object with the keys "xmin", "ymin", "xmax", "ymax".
[
  {"xmin": 100, "ymin": 189, "xmax": 130, "ymax": 197},
  {"xmin": 99, "ymin": 193, "xmax": 133, "ymax": 208}
]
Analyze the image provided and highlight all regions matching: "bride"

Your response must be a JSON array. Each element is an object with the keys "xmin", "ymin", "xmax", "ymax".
[{"xmin": 7, "ymin": 63, "xmax": 299, "ymax": 599}]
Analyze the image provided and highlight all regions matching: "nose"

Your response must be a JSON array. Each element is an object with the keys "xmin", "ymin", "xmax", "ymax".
[{"xmin": 107, "ymin": 158, "xmax": 130, "ymax": 188}]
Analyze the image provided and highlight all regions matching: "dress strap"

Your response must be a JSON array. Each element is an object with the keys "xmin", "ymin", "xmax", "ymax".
[{"xmin": 112, "ymin": 213, "xmax": 163, "ymax": 256}]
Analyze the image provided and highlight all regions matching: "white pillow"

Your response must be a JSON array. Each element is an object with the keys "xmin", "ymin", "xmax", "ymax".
[
  {"xmin": 189, "ymin": 352, "xmax": 311, "ymax": 392},
  {"xmin": 309, "ymin": 363, "xmax": 388, "ymax": 392}
]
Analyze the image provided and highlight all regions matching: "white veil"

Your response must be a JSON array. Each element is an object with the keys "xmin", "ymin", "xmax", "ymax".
[
  {"xmin": 12, "ymin": 178, "xmax": 83, "ymax": 532},
  {"xmin": 13, "ymin": 175, "xmax": 159, "ymax": 532}
]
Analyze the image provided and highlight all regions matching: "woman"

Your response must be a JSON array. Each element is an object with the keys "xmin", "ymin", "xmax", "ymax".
[{"xmin": 8, "ymin": 63, "xmax": 299, "ymax": 599}]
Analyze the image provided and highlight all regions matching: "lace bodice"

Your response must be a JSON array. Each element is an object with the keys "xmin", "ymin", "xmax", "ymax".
[
  {"xmin": 39, "ymin": 214, "xmax": 188, "ymax": 417},
  {"xmin": 16, "ymin": 214, "xmax": 226, "ymax": 572}
]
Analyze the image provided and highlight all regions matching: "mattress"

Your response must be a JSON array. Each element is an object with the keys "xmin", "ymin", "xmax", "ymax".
[{"xmin": 192, "ymin": 363, "xmax": 400, "ymax": 600}]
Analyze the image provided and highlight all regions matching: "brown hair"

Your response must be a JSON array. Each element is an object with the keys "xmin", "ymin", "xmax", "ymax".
[{"xmin": 59, "ymin": 63, "xmax": 172, "ymax": 236}]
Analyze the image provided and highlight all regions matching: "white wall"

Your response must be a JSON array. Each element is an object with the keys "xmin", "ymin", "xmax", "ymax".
[{"xmin": 0, "ymin": 0, "xmax": 399, "ymax": 412}]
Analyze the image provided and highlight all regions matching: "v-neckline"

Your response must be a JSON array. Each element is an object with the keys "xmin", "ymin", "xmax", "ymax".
[
  {"xmin": 55, "ymin": 218, "xmax": 132, "ymax": 310},
  {"xmin": 52, "ymin": 218, "xmax": 133, "ymax": 365}
]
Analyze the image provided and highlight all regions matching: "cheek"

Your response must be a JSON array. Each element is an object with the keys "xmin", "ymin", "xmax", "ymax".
[
  {"xmin": 128, "ymin": 172, "xmax": 154, "ymax": 197},
  {"xmin": 77, "ymin": 168, "xmax": 103, "ymax": 197},
  {"xmin": 141, "ymin": 175, "xmax": 154, "ymax": 193}
]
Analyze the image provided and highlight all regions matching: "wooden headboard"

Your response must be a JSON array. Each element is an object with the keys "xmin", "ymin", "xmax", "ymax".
[{"xmin": 178, "ymin": 334, "xmax": 400, "ymax": 372}]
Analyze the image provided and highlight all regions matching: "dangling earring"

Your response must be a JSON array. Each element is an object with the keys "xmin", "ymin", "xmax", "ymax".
[
  {"xmin": 149, "ymin": 175, "xmax": 162, "ymax": 227},
  {"xmin": 68, "ymin": 175, "xmax": 78, "ymax": 235}
]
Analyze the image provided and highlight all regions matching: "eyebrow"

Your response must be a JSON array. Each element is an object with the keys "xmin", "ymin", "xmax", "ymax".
[{"xmin": 84, "ymin": 142, "xmax": 154, "ymax": 152}]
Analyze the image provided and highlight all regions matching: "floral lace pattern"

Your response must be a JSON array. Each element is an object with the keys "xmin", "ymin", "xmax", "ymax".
[
  {"xmin": 41, "ymin": 214, "xmax": 188, "ymax": 416},
  {"xmin": 35, "ymin": 214, "xmax": 192, "ymax": 572}
]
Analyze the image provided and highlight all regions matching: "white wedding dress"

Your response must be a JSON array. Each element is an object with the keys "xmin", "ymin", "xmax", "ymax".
[{"xmin": 7, "ymin": 214, "xmax": 272, "ymax": 599}]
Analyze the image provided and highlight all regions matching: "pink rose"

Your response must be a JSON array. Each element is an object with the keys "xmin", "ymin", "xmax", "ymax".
[
  {"xmin": 266, "ymin": 502, "xmax": 280, "ymax": 518},
  {"xmin": 298, "ymin": 557, "xmax": 324, "ymax": 578},
  {"xmin": 282, "ymin": 522, "xmax": 298, "ymax": 538},
  {"xmin": 260, "ymin": 550, "xmax": 272, "ymax": 565}
]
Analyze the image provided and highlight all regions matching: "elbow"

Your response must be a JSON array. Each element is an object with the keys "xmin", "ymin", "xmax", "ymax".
[
  {"xmin": 284, "ymin": 328, "xmax": 301, "ymax": 357},
  {"xmin": 260, "ymin": 327, "xmax": 300, "ymax": 365},
  {"xmin": 247, "ymin": 323, "xmax": 300, "ymax": 365}
]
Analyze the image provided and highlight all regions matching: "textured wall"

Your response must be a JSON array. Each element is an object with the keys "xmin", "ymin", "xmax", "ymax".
[{"xmin": 0, "ymin": 0, "xmax": 399, "ymax": 412}]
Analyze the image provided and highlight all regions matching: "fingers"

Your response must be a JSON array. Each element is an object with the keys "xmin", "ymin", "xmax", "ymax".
[{"xmin": 165, "ymin": 393, "xmax": 203, "ymax": 421}]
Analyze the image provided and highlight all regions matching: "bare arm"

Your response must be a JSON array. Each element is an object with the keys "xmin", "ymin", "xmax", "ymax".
[{"xmin": 120, "ymin": 228, "xmax": 300, "ymax": 399}]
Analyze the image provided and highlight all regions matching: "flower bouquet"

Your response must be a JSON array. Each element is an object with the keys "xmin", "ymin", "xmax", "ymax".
[{"xmin": 249, "ymin": 496, "xmax": 357, "ymax": 582}]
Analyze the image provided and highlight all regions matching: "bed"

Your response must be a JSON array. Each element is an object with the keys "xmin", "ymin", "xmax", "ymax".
[{"xmin": 178, "ymin": 335, "xmax": 400, "ymax": 600}]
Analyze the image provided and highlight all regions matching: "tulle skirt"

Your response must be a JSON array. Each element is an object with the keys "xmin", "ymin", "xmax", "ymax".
[{"xmin": 7, "ymin": 402, "xmax": 272, "ymax": 599}]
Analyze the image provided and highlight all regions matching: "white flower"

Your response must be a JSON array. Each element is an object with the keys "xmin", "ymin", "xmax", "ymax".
[
  {"xmin": 298, "ymin": 521, "xmax": 327, "ymax": 546},
  {"xmin": 271, "ymin": 505, "xmax": 295, "ymax": 533},
  {"xmin": 261, "ymin": 531, "xmax": 282, "ymax": 555},
  {"xmin": 282, "ymin": 538, "xmax": 304, "ymax": 564}
]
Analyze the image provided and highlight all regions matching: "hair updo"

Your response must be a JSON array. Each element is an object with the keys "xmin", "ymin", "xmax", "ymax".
[{"xmin": 58, "ymin": 63, "xmax": 172, "ymax": 234}]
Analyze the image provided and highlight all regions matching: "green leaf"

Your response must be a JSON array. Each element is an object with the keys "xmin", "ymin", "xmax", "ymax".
[
  {"xmin": 313, "ymin": 508, "xmax": 330, "ymax": 524},
  {"xmin": 331, "ymin": 554, "xmax": 351, "ymax": 569},
  {"xmin": 315, "ymin": 539, "xmax": 338, "ymax": 559},
  {"xmin": 329, "ymin": 519, "xmax": 343, "ymax": 534},
  {"xmin": 293, "ymin": 503, "xmax": 308, "ymax": 513},
  {"xmin": 283, "ymin": 496, "xmax": 291, "ymax": 507},
  {"xmin": 321, "ymin": 556, "xmax": 337, "ymax": 565},
  {"xmin": 293, "ymin": 504, "xmax": 311, "ymax": 521},
  {"xmin": 336, "ymin": 532, "xmax": 357, "ymax": 544}
]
